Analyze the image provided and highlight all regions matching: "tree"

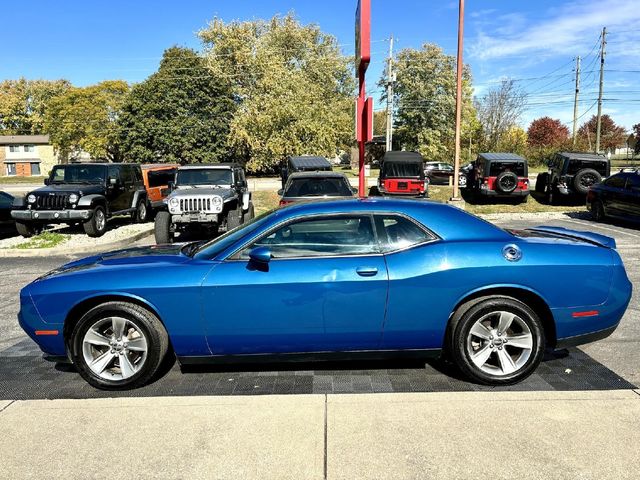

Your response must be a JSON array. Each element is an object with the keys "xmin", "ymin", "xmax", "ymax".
[
  {"xmin": 384, "ymin": 43, "xmax": 476, "ymax": 162},
  {"xmin": 527, "ymin": 117, "xmax": 569, "ymax": 148},
  {"xmin": 578, "ymin": 115, "xmax": 627, "ymax": 152},
  {"xmin": 373, "ymin": 110, "xmax": 386, "ymax": 137},
  {"xmin": 498, "ymin": 126, "xmax": 528, "ymax": 156},
  {"xmin": 633, "ymin": 123, "xmax": 640, "ymax": 154},
  {"xmin": 45, "ymin": 80, "xmax": 129, "ymax": 162},
  {"xmin": 476, "ymin": 79, "xmax": 527, "ymax": 151},
  {"xmin": 119, "ymin": 47, "xmax": 235, "ymax": 164},
  {"xmin": 199, "ymin": 14, "xmax": 355, "ymax": 172},
  {"xmin": 0, "ymin": 78, "xmax": 71, "ymax": 134}
]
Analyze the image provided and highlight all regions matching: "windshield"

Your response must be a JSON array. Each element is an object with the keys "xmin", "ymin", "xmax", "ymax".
[
  {"xmin": 382, "ymin": 162, "xmax": 424, "ymax": 178},
  {"xmin": 284, "ymin": 177, "xmax": 353, "ymax": 197},
  {"xmin": 488, "ymin": 161, "xmax": 526, "ymax": 177},
  {"xmin": 50, "ymin": 165, "xmax": 106, "ymax": 184},
  {"xmin": 192, "ymin": 209, "xmax": 274, "ymax": 259},
  {"xmin": 176, "ymin": 168, "xmax": 232, "ymax": 186}
]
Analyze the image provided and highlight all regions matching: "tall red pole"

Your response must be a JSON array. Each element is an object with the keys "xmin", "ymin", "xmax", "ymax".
[
  {"xmin": 451, "ymin": 0, "xmax": 464, "ymax": 201},
  {"xmin": 356, "ymin": 0, "xmax": 371, "ymax": 198},
  {"xmin": 358, "ymin": 75, "xmax": 366, "ymax": 197}
]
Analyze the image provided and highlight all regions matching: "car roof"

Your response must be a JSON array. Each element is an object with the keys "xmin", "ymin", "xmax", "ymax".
[
  {"xmin": 381, "ymin": 151, "xmax": 424, "ymax": 163},
  {"xmin": 288, "ymin": 156, "xmax": 332, "ymax": 169},
  {"xmin": 287, "ymin": 171, "xmax": 347, "ymax": 180},
  {"xmin": 558, "ymin": 152, "xmax": 607, "ymax": 161},
  {"xmin": 140, "ymin": 163, "xmax": 178, "ymax": 170},
  {"xmin": 477, "ymin": 152, "xmax": 526, "ymax": 161},
  {"xmin": 178, "ymin": 163, "xmax": 239, "ymax": 170}
]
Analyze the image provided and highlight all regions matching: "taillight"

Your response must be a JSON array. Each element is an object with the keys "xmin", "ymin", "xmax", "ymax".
[{"xmin": 279, "ymin": 200, "xmax": 291, "ymax": 206}]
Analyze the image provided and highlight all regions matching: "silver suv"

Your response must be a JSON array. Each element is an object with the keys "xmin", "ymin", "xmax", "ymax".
[{"xmin": 154, "ymin": 163, "xmax": 254, "ymax": 243}]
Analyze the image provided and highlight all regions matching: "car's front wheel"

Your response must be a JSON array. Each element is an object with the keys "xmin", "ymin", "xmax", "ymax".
[
  {"xmin": 450, "ymin": 296, "xmax": 545, "ymax": 385},
  {"xmin": 70, "ymin": 301, "xmax": 169, "ymax": 390},
  {"xmin": 591, "ymin": 200, "xmax": 606, "ymax": 222},
  {"xmin": 15, "ymin": 221, "xmax": 40, "ymax": 238},
  {"xmin": 154, "ymin": 211, "xmax": 173, "ymax": 244},
  {"xmin": 83, "ymin": 206, "xmax": 107, "ymax": 237}
]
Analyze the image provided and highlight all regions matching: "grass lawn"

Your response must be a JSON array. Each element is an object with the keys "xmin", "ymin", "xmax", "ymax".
[
  {"xmin": 15, "ymin": 232, "xmax": 69, "ymax": 249},
  {"xmin": 0, "ymin": 176, "xmax": 46, "ymax": 185},
  {"xmin": 428, "ymin": 186, "xmax": 586, "ymax": 215},
  {"xmin": 252, "ymin": 190, "xmax": 280, "ymax": 216}
]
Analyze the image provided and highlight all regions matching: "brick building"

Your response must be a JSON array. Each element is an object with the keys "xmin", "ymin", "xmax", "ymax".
[{"xmin": 0, "ymin": 135, "xmax": 58, "ymax": 177}]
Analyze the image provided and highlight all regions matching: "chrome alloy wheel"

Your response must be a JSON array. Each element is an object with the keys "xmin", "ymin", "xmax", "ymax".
[
  {"xmin": 82, "ymin": 316, "xmax": 148, "ymax": 380},
  {"xmin": 465, "ymin": 310, "xmax": 533, "ymax": 376},
  {"xmin": 95, "ymin": 209, "xmax": 106, "ymax": 231}
]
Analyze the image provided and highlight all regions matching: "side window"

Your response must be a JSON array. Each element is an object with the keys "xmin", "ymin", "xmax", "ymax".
[
  {"xmin": 121, "ymin": 166, "xmax": 133, "ymax": 184},
  {"xmin": 375, "ymin": 215, "xmax": 434, "ymax": 252},
  {"xmin": 132, "ymin": 166, "xmax": 142, "ymax": 183},
  {"xmin": 605, "ymin": 175, "xmax": 626, "ymax": 189},
  {"xmin": 108, "ymin": 166, "xmax": 120, "ymax": 182},
  {"xmin": 625, "ymin": 175, "xmax": 640, "ymax": 192},
  {"xmin": 240, "ymin": 215, "xmax": 377, "ymax": 259}
]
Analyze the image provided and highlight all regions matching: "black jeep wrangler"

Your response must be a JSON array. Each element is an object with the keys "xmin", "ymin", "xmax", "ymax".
[
  {"xmin": 536, "ymin": 152, "xmax": 610, "ymax": 204},
  {"xmin": 154, "ymin": 163, "xmax": 254, "ymax": 244},
  {"xmin": 11, "ymin": 163, "xmax": 148, "ymax": 238}
]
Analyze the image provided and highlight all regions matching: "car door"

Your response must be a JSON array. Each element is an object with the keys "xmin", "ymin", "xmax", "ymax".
[
  {"xmin": 623, "ymin": 174, "xmax": 640, "ymax": 217},
  {"xmin": 201, "ymin": 214, "xmax": 389, "ymax": 355},
  {"xmin": 602, "ymin": 175, "xmax": 627, "ymax": 214},
  {"xmin": 106, "ymin": 165, "xmax": 126, "ymax": 211}
]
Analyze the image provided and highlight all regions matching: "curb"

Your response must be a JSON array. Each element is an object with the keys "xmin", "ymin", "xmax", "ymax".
[{"xmin": 0, "ymin": 227, "xmax": 154, "ymax": 258}]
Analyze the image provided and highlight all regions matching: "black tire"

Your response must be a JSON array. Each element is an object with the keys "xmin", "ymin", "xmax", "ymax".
[
  {"xmin": 154, "ymin": 211, "xmax": 173, "ymax": 244},
  {"xmin": 132, "ymin": 198, "xmax": 150, "ymax": 223},
  {"xmin": 16, "ymin": 221, "xmax": 38, "ymax": 238},
  {"xmin": 546, "ymin": 184, "xmax": 555, "ymax": 205},
  {"xmin": 495, "ymin": 171, "xmax": 518, "ymax": 194},
  {"xmin": 591, "ymin": 200, "xmax": 606, "ymax": 222},
  {"xmin": 244, "ymin": 203, "xmax": 255, "ymax": 222},
  {"xmin": 573, "ymin": 169, "xmax": 602, "ymax": 195},
  {"xmin": 227, "ymin": 206, "xmax": 243, "ymax": 230},
  {"xmin": 535, "ymin": 173, "xmax": 548, "ymax": 193},
  {"xmin": 449, "ymin": 296, "xmax": 545, "ymax": 385},
  {"xmin": 69, "ymin": 301, "xmax": 169, "ymax": 390},
  {"xmin": 83, "ymin": 206, "xmax": 107, "ymax": 237}
]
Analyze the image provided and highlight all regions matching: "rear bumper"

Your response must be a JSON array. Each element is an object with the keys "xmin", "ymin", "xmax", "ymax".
[
  {"xmin": 478, "ymin": 189, "xmax": 529, "ymax": 197},
  {"xmin": 11, "ymin": 209, "xmax": 92, "ymax": 223},
  {"xmin": 555, "ymin": 325, "xmax": 617, "ymax": 349}
]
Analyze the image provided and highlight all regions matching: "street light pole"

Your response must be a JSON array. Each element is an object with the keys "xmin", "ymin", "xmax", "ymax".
[{"xmin": 450, "ymin": 0, "xmax": 464, "ymax": 203}]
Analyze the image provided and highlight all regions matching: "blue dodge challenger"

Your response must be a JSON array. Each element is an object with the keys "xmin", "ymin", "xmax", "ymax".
[{"xmin": 19, "ymin": 198, "xmax": 631, "ymax": 389}]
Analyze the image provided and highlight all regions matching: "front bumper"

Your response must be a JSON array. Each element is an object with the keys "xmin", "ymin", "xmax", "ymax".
[
  {"xmin": 172, "ymin": 213, "xmax": 219, "ymax": 224},
  {"xmin": 18, "ymin": 289, "xmax": 66, "ymax": 356},
  {"xmin": 11, "ymin": 209, "xmax": 92, "ymax": 223}
]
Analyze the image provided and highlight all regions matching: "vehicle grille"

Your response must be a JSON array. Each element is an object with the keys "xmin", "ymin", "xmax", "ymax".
[
  {"xmin": 35, "ymin": 193, "xmax": 69, "ymax": 210},
  {"xmin": 179, "ymin": 197, "xmax": 215, "ymax": 213}
]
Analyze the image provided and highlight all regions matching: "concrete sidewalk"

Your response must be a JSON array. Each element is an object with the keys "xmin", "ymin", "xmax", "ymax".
[{"xmin": 1, "ymin": 390, "xmax": 639, "ymax": 479}]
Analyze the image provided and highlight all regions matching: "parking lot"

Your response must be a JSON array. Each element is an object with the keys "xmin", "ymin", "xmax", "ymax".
[{"xmin": 0, "ymin": 212, "xmax": 638, "ymax": 399}]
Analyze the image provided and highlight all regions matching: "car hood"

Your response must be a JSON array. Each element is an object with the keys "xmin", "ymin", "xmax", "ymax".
[
  {"xmin": 171, "ymin": 187, "xmax": 236, "ymax": 201},
  {"xmin": 29, "ymin": 184, "xmax": 105, "ymax": 196},
  {"xmin": 37, "ymin": 244, "xmax": 192, "ymax": 280}
]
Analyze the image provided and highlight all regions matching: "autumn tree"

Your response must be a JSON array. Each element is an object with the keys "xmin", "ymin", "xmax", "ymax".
[
  {"xmin": 0, "ymin": 78, "xmax": 71, "ymax": 134},
  {"xmin": 578, "ymin": 114, "xmax": 627, "ymax": 152},
  {"xmin": 385, "ymin": 43, "xmax": 477, "ymax": 162},
  {"xmin": 119, "ymin": 47, "xmax": 235, "ymax": 164},
  {"xmin": 527, "ymin": 117, "xmax": 569, "ymax": 147},
  {"xmin": 497, "ymin": 126, "xmax": 528, "ymax": 156},
  {"xmin": 632, "ymin": 123, "xmax": 640, "ymax": 154},
  {"xmin": 199, "ymin": 13, "xmax": 355, "ymax": 173},
  {"xmin": 476, "ymin": 79, "xmax": 527, "ymax": 151},
  {"xmin": 45, "ymin": 80, "xmax": 129, "ymax": 162}
]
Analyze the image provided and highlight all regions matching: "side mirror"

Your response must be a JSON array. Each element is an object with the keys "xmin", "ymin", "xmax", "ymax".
[
  {"xmin": 277, "ymin": 189, "xmax": 284, "ymax": 196},
  {"xmin": 248, "ymin": 246, "xmax": 272, "ymax": 264},
  {"xmin": 109, "ymin": 177, "xmax": 119, "ymax": 186},
  {"xmin": 44, "ymin": 178, "xmax": 50, "ymax": 185},
  {"xmin": 351, "ymin": 187, "xmax": 358, "ymax": 194},
  {"xmin": 167, "ymin": 181, "xmax": 175, "ymax": 191}
]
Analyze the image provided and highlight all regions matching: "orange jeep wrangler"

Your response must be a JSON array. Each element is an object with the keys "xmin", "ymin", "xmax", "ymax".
[{"xmin": 141, "ymin": 164, "xmax": 178, "ymax": 214}]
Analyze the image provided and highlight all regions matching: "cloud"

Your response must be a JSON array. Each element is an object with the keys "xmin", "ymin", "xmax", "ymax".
[{"xmin": 469, "ymin": 0, "xmax": 640, "ymax": 60}]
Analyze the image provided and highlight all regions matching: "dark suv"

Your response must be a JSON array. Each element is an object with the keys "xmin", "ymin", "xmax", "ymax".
[
  {"xmin": 11, "ymin": 163, "xmax": 148, "ymax": 238},
  {"xmin": 464, "ymin": 153, "xmax": 530, "ymax": 202},
  {"xmin": 536, "ymin": 152, "xmax": 610, "ymax": 204},
  {"xmin": 586, "ymin": 169, "xmax": 640, "ymax": 222}
]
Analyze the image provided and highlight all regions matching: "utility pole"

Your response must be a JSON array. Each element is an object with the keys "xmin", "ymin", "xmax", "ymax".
[
  {"xmin": 595, "ymin": 27, "xmax": 606, "ymax": 153},
  {"xmin": 572, "ymin": 56, "xmax": 580, "ymax": 147},
  {"xmin": 450, "ymin": 0, "xmax": 464, "ymax": 203},
  {"xmin": 385, "ymin": 35, "xmax": 394, "ymax": 151}
]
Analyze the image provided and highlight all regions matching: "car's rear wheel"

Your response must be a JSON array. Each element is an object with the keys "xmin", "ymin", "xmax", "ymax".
[
  {"xmin": 15, "ymin": 221, "xmax": 39, "ymax": 238},
  {"xmin": 450, "ymin": 296, "xmax": 545, "ymax": 385},
  {"xmin": 83, "ymin": 206, "xmax": 107, "ymax": 237},
  {"xmin": 495, "ymin": 171, "xmax": 518, "ymax": 194},
  {"xmin": 70, "ymin": 301, "xmax": 169, "ymax": 390},
  {"xmin": 154, "ymin": 211, "xmax": 173, "ymax": 244},
  {"xmin": 591, "ymin": 200, "xmax": 606, "ymax": 222},
  {"xmin": 574, "ymin": 169, "xmax": 602, "ymax": 195},
  {"xmin": 132, "ymin": 199, "xmax": 149, "ymax": 223}
]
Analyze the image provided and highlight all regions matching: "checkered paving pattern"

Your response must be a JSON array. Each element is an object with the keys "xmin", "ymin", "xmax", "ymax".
[{"xmin": 0, "ymin": 338, "xmax": 634, "ymax": 400}]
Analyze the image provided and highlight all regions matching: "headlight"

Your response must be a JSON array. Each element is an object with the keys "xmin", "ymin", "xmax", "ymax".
[
  {"xmin": 68, "ymin": 193, "xmax": 79, "ymax": 203},
  {"xmin": 213, "ymin": 196, "xmax": 222, "ymax": 206},
  {"xmin": 169, "ymin": 198, "xmax": 179, "ymax": 207},
  {"xmin": 27, "ymin": 194, "xmax": 36, "ymax": 203}
]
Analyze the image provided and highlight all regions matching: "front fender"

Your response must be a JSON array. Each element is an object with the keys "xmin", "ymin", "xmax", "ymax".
[
  {"xmin": 77, "ymin": 194, "xmax": 106, "ymax": 208},
  {"xmin": 131, "ymin": 190, "xmax": 147, "ymax": 209}
]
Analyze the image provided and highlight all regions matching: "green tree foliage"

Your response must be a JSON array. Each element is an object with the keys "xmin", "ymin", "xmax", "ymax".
[
  {"xmin": 373, "ymin": 110, "xmax": 386, "ymax": 137},
  {"xmin": 45, "ymin": 81, "xmax": 128, "ymax": 162},
  {"xmin": 497, "ymin": 126, "xmax": 528, "ymax": 156},
  {"xmin": 0, "ymin": 78, "xmax": 71, "ymax": 134},
  {"xmin": 527, "ymin": 117, "xmax": 569, "ymax": 147},
  {"xmin": 385, "ymin": 44, "xmax": 477, "ymax": 162},
  {"xmin": 199, "ymin": 14, "xmax": 355, "ymax": 173},
  {"xmin": 578, "ymin": 114, "xmax": 627, "ymax": 152},
  {"xmin": 119, "ymin": 47, "xmax": 235, "ymax": 164}
]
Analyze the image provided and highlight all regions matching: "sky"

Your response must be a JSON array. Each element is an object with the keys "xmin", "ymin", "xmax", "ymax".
[{"xmin": 2, "ymin": 0, "xmax": 639, "ymax": 131}]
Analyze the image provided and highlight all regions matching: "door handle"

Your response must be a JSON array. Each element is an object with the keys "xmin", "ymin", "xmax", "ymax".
[{"xmin": 356, "ymin": 267, "xmax": 378, "ymax": 277}]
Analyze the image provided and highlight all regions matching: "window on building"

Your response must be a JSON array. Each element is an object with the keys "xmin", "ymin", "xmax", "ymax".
[
  {"xmin": 6, "ymin": 163, "xmax": 16, "ymax": 176},
  {"xmin": 9, "ymin": 145, "xmax": 19, "ymax": 153},
  {"xmin": 30, "ymin": 163, "xmax": 41, "ymax": 175},
  {"xmin": 24, "ymin": 145, "xmax": 35, "ymax": 152}
]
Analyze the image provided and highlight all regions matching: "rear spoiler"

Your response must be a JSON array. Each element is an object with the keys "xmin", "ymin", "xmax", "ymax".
[{"xmin": 526, "ymin": 226, "xmax": 616, "ymax": 249}]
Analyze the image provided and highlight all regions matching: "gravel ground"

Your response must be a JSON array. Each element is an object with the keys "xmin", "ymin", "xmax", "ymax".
[{"xmin": 0, "ymin": 219, "xmax": 153, "ymax": 252}]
